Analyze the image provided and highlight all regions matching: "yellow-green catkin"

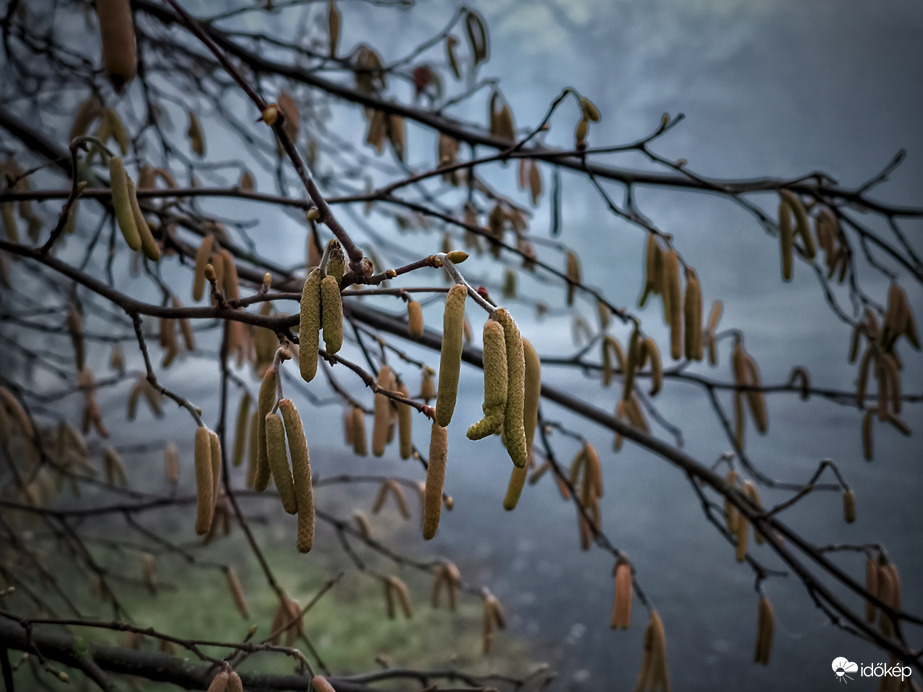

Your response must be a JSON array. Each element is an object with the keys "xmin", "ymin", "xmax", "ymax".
[
  {"xmin": 194, "ymin": 426, "xmax": 214, "ymax": 535},
  {"xmin": 299, "ymin": 268, "xmax": 322, "ymax": 382},
  {"xmin": 192, "ymin": 234, "xmax": 215, "ymax": 302},
  {"xmin": 97, "ymin": 0, "xmax": 136, "ymax": 93},
  {"xmin": 397, "ymin": 381, "xmax": 413, "ymax": 460},
  {"xmin": 109, "ymin": 157, "xmax": 140, "ymax": 251},
  {"xmin": 351, "ymin": 406, "xmax": 367, "ymax": 456},
  {"xmin": 665, "ymin": 249, "xmax": 682, "ymax": 360},
  {"xmin": 434, "ymin": 285, "xmax": 467, "ymax": 427},
  {"xmin": 265, "ymin": 412, "xmax": 297, "ymax": 514},
  {"xmin": 522, "ymin": 338, "xmax": 541, "ymax": 454},
  {"xmin": 208, "ymin": 430, "xmax": 222, "ymax": 524},
  {"xmin": 407, "ymin": 300, "xmax": 424, "ymax": 339},
  {"xmin": 321, "ymin": 274, "xmax": 343, "ymax": 354},
  {"xmin": 503, "ymin": 466, "xmax": 528, "ymax": 511},
  {"xmin": 779, "ymin": 198, "xmax": 794, "ymax": 282},
  {"xmin": 496, "ymin": 309, "xmax": 527, "ymax": 467},
  {"xmin": 280, "ymin": 398, "xmax": 314, "ymax": 552},
  {"xmin": 372, "ymin": 366, "xmax": 393, "ymax": 457},
  {"xmin": 127, "ymin": 178, "xmax": 160, "ymax": 261},
  {"xmin": 423, "ymin": 422, "xmax": 448, "ymax": 540},
  {"xmin": 254, "ymin": 369, "xmax": 276, "ymax": 492},
  {"xmin": 467, "ymin": 320, "xmax": 508, "ymax": 440}
]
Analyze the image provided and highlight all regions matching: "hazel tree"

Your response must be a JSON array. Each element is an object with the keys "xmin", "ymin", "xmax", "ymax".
[{"xmin": 0, "ymin": 1, "xmax": 920, "ymax": 691}]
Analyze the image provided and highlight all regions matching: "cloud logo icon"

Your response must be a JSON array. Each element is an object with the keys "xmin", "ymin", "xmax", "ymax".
[{"xmin": 832, "ymin": 658, "xmax": 858, "ymax": 682}]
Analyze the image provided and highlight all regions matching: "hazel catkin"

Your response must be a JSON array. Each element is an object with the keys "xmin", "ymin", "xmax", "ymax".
[
  {"xmin": 397, "ymin": 381, "xmax": 413, "ymax": 460},
  {"xmin": 665, "ymin": 249, "xmax": 682, "ymax": 360},
  {"xmin": 434, "ymin": 285, "xmax": 467, "ymax": 427},
  {"xmin": 265, "ymin": 412, "xmax": 297, "ymax": 514},
  {"xmin": 192, "ymin": 234, "xmax": 215, "ymax": 302},
  {"xmin": 611, "ymin": 560, "xmax": 632, "ymax": 630},
  {"xmin": 754, "ymin": 596, "xmax": 774, "ymax": 665},
  {"xmin": 321, "ymin": 274, "xmax": 343, "ymax": 354},
  {"xmin": 109, "ymin": 157, "xmax": 140, "ymax": 251},
  {"xmin": 372, "ymin": 366, "xmax": 394, "ymax": 456},
  {"xmin": 194, "ymin": 426, "xmax": 214, "ymax": 535},
  {"xmin": 280, "ymin": 398, "xmax": 314, "ymax": 553},
  {"xmin": 467, "ymin": 320, "xmax": 508, "ymax": 440},
  {"xmin": 253, "ymin": 369, "xmax": 276, "ymax": 492},
  {"xmin": 97, "ymin": 0, "xmax": 137, "ymax": 93},
  {"xmin": 496, "ymin": 309, "xmax": 527, "ymax": 468},
  {"xmin": 407, "ymin": 300, "xmax": 424, "ymax": 339},
  {"xmin": 299, "ymin": 268, "xmax": 322, "ymax": 382},
  {"xmin": 423, "ymin": 422, "xmax": 448, "ymax": 540}
]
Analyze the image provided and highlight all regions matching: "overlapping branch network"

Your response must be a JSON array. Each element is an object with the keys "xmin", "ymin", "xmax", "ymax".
[{"xmin": 0, "ymin": 1, "xmax": 921, "ymax": 691}]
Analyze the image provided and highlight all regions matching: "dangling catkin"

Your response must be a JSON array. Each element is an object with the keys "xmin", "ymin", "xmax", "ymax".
[
  {"xmin": 372, "ymin": 366, "xmax": 394, "ymax": 457},
  {"xmin": 778, "ymin": 197, "xmax": 795, "ymax": 281},
  {"xmin": 503, "ymin": 340, "xmax": 539, "ymax": 511},
  {"xmin": 126, "ymin": 178, "xmax": 160, "ymax": 261},
  {"xmin": 312, "ymin": 675, "xmax": 337, "ymax": 692},
  {"xmin": 254, "ymin": 369, "xmax": 276, "ymax": 492},
  {"xmin": 187, "ymin": 110, "xmax": 205, "ymax": 158},
  {"xmin": 495, "ymin": 308, "xmax": 527, "ymax": 468},
  {"xmin": 351, "ymin": 406, "xmax": 367, "ymax": 456},
  {"xmin": 96, "ymin": 0, "xmax": 136, "ymax": 93},
  {"xmin": 522, "ymin": 339, "xmax": 541, "ymax": 454},
  {"xmin": 192, "ymin": 235, "xmax": 215, "ymax": 302},
  {"xmin": 194, "ymin": 426, "xmax": 214, "ymax": 535},
  {"xmin": 280, "ymin": 398, "xmax": 314, "ymax": 553},
  {"xmin": 299, "ymin": 268, "xmax": 322, "ymax": 382},
  {"xmin": 565, "ymin": 250, "xmax": 580, "ymax": 306},
  {"xmin": 232, "ymin": 392, "xmax": 251, "ymax": 467},
  {"xmin": 420, "ymin": 367, "xmax": 436, "ymax": 401},
  {"xmin": 208, "ymin": 430, "xmax": 222, "ymax": 516},
  {"xmin": 503, "ymin": 466, "xmax": 528, "ymax": 511},
  {"xmin": 754, "ymin": 596, "xmax": 774, "ymax": 665},
  {"xmin": 227, "ymin": 672, "xmax": 243, "ymax": 692},
  {"xmin": 321, "ymin": 274, "xmax": 343, "ymax": 353},
  {"xmin": 611, "ymin": 560, "xmax": 632, "ymax": 629},
  {"xmin": 602, "ymin": 335, "xmax": 626, "ymax": 387},
  {"xmin": 108, "ymin": 157, "xmax": 141, "ymax": 251},
  {"xmin": 780, "ymin": 189, "xmax": 816, "ymax": 259},
  {"xmin": 684, "ymin": 268, "xmax": 703, "ymax": 360},
  {"xmin": 265, "ymin": 412, "xmax": 297, "ymax": 514},
  {"xmin": 104, "ymin": 447, "xmax": 127, "ymax": 486},
  {"xmin": 665, "ymin": 250, "xmax": 682, "ymax": 360},
  {"xmin": 434, "ymin": 285, "xmax": 467, "ymax": 427},
  {"xmin": 482, "ymin": 593, "xmax": 506, "ymax": 655},
  {"xmin": 165, "ymin": 443, "xmax": 179, "ymax": 483},
  {"xmin": 467, "ymin": 320, "xmax": 508, "ymax": 440},
  {"xmin": 641, "ymin": 610, "xmax": 670, "ymax": 692},
  {"xmin": 623, "ymin": 329, "xmax": 642, "ymax": 402},
  {"xmin": 226, "ymin": 567, "xmax": 250, "ymax": 618},
  {"xmin": 843, "ymin": 488, "xmax": 856, "ymax": 524},
  {"xmin": 423, "ymin": 422, "xmax": 448, "ymax": 540},
  {"xmin": 743, "ymin": 352, "xmax": 768, "ymax": 434},
  {"xmin": 353, "ymin": 510, "xmax": 372, "ymax": 538},
  {"xmin": 206, "ymin": 671, "xmax": 229, "ymax": 692},
  {"xmin": 397, "ymin": 381, "xmax": 413, "ymax": 459},
  {"xmin": 387, "ymin": 576, "xmax": 413, "ymax": 618},
  {"xmin": 407, "ymin": 300, "xmax": 424, "ymax": 339}
]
